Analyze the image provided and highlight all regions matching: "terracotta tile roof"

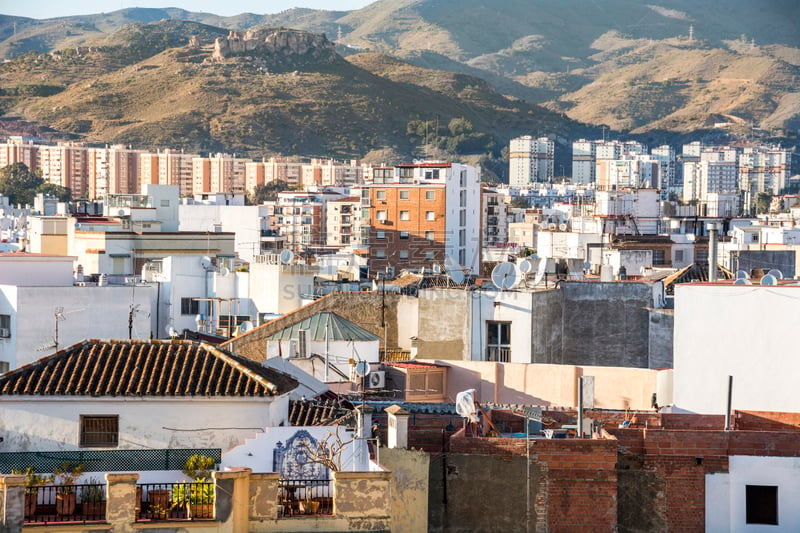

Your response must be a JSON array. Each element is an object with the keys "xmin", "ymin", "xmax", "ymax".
[
  {"xmin": 0, "ymin": 339, "xmax": 298, "ymax": 397},
  {"xmin": 288, "ymin": 397, "xmax": 354, "ymax": 426}
]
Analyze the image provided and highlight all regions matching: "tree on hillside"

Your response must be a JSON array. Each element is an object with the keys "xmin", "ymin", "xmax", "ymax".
[
  {"xmin": 0, "ymin": 163, "xmax": 44, "ymax": 206},
  {"xmin": 247, "ymin": 180, "xmax": 289, "ymax": 205}
]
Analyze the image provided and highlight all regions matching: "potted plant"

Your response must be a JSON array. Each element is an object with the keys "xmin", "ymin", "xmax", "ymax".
[
  {"xmin": 80, "ymin": 477, "xmax": 105, "ymax": 517},
  {"xmin": 53, "ymin": 462, "xmax": 85, "ymax": 516},
  {"xmin": 11, "ymin": 467, "xmax": 53, "ymax": 517},
  {"xmin": 172, "ymin": 455, "xmax": 215, "ymax": 519}
]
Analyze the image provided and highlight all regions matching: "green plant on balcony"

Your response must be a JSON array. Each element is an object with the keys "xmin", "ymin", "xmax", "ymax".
[
  {"xmin": 11, "ymin": 467, "xmax": 53, "ymax": 517},
  {"xmin": 172, "ymin": 455, "xmax": 216, "ymax": 518},
  {"xmin": 81, "ymin": 477, "xmax": 106, "ymax": 516},
  {"xmin": 52, "ymin": 462, "xmax": 85, "ymax": 516}
]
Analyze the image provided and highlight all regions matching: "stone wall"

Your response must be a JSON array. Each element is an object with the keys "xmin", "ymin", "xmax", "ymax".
[
  {"xmin": 227, "ymin": 292, "xmax": 406, "ymax": 362},
  {"xmin": 380, "ymin": 448, "xmax": 430, "ymax": 533}
]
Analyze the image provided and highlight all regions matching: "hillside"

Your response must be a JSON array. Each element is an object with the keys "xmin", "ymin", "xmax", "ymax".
[
  {"xmin": 0, "ymin": 0, "xmax": 798, "ymax": 146},
  {"xmin": 0, "ymin": 21, "xmax": 588, "ymax": 174}
]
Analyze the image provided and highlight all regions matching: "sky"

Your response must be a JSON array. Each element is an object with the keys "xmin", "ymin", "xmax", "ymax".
[{"xmin": 1, "ymin": 1, "xmax": 374, "ymax": 19}]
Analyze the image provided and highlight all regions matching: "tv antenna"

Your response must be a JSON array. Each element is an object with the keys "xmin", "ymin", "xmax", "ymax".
[{"xmin": 38, "ymin": 307, "xmax": 84, "ymax": 353}]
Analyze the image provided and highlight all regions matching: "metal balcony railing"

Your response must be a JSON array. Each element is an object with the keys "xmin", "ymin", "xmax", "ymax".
[
  {"xmin": 278, "ymin": 479, "xmax": 333, "ymax": 518},
  {"xmin": 23, "ymin": 483, "xmax": 106, "ymax": 525}
]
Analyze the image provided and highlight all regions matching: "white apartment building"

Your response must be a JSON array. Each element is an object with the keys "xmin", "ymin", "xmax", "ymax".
[
  {"xmin": 509, "ymin": 136, "xmax": 554, "ymax": 186},
  {"xmin": 0, "ymin": 253, "xmax": 154, "ymax": 370},
  {"xmin": 596, "ymin": 156, "xmax": 660, "ymax": 190}
]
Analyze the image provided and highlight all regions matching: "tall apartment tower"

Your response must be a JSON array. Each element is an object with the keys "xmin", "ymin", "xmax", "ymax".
[
  {"xmin": 509, "ymin": 136, "xmax": 555, "ymax": 186},
  {"xmin": 651, "ymin": 145, "xmax": 677, "ymax": 195},
  {"xmin": 360, "ymin": 162, "xmax": 482, "ymax": 277},
  {"xmin": 572, "ymin": 139, "xmax": 596, "ymax": 184}
]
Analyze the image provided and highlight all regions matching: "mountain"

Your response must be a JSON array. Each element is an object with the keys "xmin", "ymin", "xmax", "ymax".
[
  {"xmin": 0, "ymin": 20, "xmax": 588, "ymax": 178},
  {"xmin": 0, "ymin": 0, "xmax": 798, "ymax": 161}
]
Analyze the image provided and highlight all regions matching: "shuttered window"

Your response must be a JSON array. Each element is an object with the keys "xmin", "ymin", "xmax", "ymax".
[{"xmin": 80, "ymin": 415, "xmax": 119, "ymax": 447}]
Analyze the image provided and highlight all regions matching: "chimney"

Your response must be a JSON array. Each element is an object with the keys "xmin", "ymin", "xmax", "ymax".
[
  {"xmin": 708, "ymin": 223, "xmax": 718, "ymax": 282},
  {"xmin": 385, "ymin": 404, "xmax": 411, "ymax": 449}
]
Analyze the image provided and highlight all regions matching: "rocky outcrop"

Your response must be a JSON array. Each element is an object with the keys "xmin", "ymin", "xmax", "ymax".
[{"xmin": 209, "ymin": 28, "xmax": 338, "ymax": 69}]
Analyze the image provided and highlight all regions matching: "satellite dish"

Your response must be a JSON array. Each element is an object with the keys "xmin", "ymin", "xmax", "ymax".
[
  {"xmin": 735, "ymin": 270, "xmax": 749, "ymax": 280},
  {"xmin": 449, "ymin": 268, "xmax": 466, "ymax": 284},
  {"xmin": 355, "ymin": 360, "xmax": 370, "ymax": 378},
  {"xmin": 767, "ymin": 269, "xmax": 783, "ymax": 279},
  {"xmin": 549, "ymin": 223, "xmax": 557, "ymax": 230},
  {"xmin": 219, "ymin": 266, "xmax": 230, "ymax": 277},
  {"xmin": 733, "ymin": 279, "xmax": 752, "ymax": 285},
  {"xmin": 532, "ymin": 257, "xmax": 547, "ymax": 287},
  {"xmin": 239, "ymin": 321, "xmax": 254, "ymax": 334},
  {"xmin": 760, "ymin": 274, "xmax": 778, "ymax": 286},
  {"xmin": 518, "ymin": 259, "xmax": 533, "ymax": 274},
  {"xmin": 583, "ymin": 261, "xmax": 591, "ymax": 271},
  {"xmin": 491, "ymin": 262, "xmax": 518, "ymax": 290},
  {"xmin": 559, "ymin": 223, "xmax": 567, "ymax": 231},
  {"xmin": 117, "ymin": 209, "xmax": 126, "ymax": 216},
  {"xmin": 432, "ymin": 263, "xmax": 442, "ymax": 274},
  {"xmin": 279, "ymin": 249, "xmax": 294, "ymax": 264},
  {"xmin": 200, "ymin": 256, "xmax": 212, "ymax": 269}
]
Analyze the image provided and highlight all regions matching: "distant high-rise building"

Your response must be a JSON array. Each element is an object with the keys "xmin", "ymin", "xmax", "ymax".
[
  {"xmin": 572, "ymin": 139, "xmax": 647, "ymax": 185},
  {"xmin": 509, "ymin": 136, "xmax": 554, "ymax": 186}
]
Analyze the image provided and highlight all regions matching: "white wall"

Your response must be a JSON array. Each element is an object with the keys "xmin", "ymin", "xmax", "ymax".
[
  {"xmin": 179, "ymin": 204, "xmax": 269, "ymax": 264},
  {"xmin": 0, "ymin": 255, "xmax": 76, "ymax": 286},
  {"xmin": 0, "ymin": 395, "xmax": 288, "ymax": 453},
  {"xmin": 2, "ymin": 284, "xmax": 154, "ymax": 369},
  {"xmin": 674, "ymin": 285, "xmax": 800, "ymax": 413},
  {"xmin": 469, "ymin": 290, "xmax": 533, "ymax": 363},
  {"xmin": 706, "ymin": 456, "xmax": 800, "ymax": 533}
]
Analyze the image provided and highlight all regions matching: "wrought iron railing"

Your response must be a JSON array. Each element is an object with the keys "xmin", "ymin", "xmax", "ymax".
[
  {"xmin": 23, "ymin": 483, "xmax": 106, "ymax": 525},
  {"xmin": 136, "ymin": 481, "xmax": 215, "ymax": 522},
  {"xmin": 278, "ymin": 479, "xmax": 333, "ymax": 517}
]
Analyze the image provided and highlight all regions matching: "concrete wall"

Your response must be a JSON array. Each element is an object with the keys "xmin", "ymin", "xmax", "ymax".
[
  {"xmin": 731, "ymin": 250, "xmax": 795, "ymax": 278},
  {"xmin": 530, "ymin": 288, "xmax": 564, "ymax": 364},
  {"xmin": 417, "ymin": 290, "xmax": 471, "ymax": 360},
  {"xmin": 560, "ymin": 281, "xmax": 654, "ymax": 368},
  {"xmin": 648, "ymin": 309, "xmax": 674, "ymax": 369},
  {"xmin": 674, "ymin": 284, "xmax": 800, "ymax": 414},
  {"xmin": 380, "ymin": 447, "xmax": 430, "ymax": 533},
  {"xmin": 432, "ymin": 359, "xmax": 659, "ymax": 410}
]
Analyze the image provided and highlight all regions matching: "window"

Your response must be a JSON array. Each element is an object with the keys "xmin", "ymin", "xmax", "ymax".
[
  {"xmin": 675, "ymin": 249, "xmax": 684, "ymax": 262},
  {"xmin": 486, "ymin": 321, "xmax": 511, "ymax": 362},
  {"xmin": 400, "ymin": 231, "xmax": 409, "ymax": 240},
  {"xmin": 400, "ymin": 210, "xmax": 410, "ymax": 221},
  {"xmin": 406, "ymin": 369, "xmax": 446, "ymax": 401},
  {"xmin": 460, "ymin": 190, "xmax": 467, "ymax": 207},
  {"xmin": 459, "ymin": 229, "xmax": 466, "ymax": 246},
  {"xmin": 80, "ymin": 415, "xmax": 119, "ymax": 447},
  {"xmin": 375, "ymin": 250, "xmax": 386, "ymax": 259},
  {"xmin": 460, "ymin": 170, "xmax": 467, "ymax": 187},
  {"xmin": 460, "ymin": 209, "xmax": 467, "ymax": 226},
  {"xmin": 425, "ymin": 231, "xmax": 435, "ymax": 241},
  {"xmin": 746, "ymin": 485, "xmax": 778, "ymax": 525},
  {"xmin": 181, "ymin": 298, "xmax": 199, "ymax": 316},
  {"xmin": 425, "ymin": 250, "xmax": 435, "ymax": 260},
  {"xmin": 400, "ymin": 190, "xmax": 409, "ymax": 200},
  {"xmin": 399, "ymin": 250, "xmax": 409, "ymax": 261},
  {"xmin": 426, "ymin": 211, "xmax": 436, "ymax": 221},
  {"xmin": 426, "ymin": 190, "xmax": 435, "ymax": 201},
  {"xmin": 0, "ymin": 314, "xmax": 9, "ymax": 338},
  {"xmin": 376, "ymin": 231, "xmax": 386, "ymax": 240},
  {"xmin": 652, "ymin": 249, "xmax": 666, "ymax": 265},
  {"xmin": 376, "ymin": 190, "xmax": 386, "ymax": 200},
  {"xmin": 376, "ymin": 210, "xmax": 387, "ymax": 221},
  {"xmin": 160, "ymin": 199, "xmax": 170, "ymax": 207},
  {"xmin": 0, "ymin": 361, "xmax": 8, "ymax": 373}
]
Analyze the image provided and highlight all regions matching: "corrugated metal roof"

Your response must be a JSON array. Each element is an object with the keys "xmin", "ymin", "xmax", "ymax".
[
  {"xmin": 0, "ymin": 339, "xmax": 298, "ymax": 397},
  {"xmin": 266, "ymin": 311, "xmax": 379, "ymax": 342}
]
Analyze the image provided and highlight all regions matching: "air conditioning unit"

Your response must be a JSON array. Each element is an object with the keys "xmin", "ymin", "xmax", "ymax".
[
  {"xmin": 0, "ymin": 328, "xmax": 9, "ymax": 338},
  {"xmin": 367, "ymin": 370, "xmax": 386, "ymax": 389},
  {"xmin": 298, "ymin": 329, "xmax": 310, "ymax": 358}
]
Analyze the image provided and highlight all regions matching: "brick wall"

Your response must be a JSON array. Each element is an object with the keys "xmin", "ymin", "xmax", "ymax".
[{"xmin": 449, "ymin": 433, "xmax": 618, "ymax": 532}]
